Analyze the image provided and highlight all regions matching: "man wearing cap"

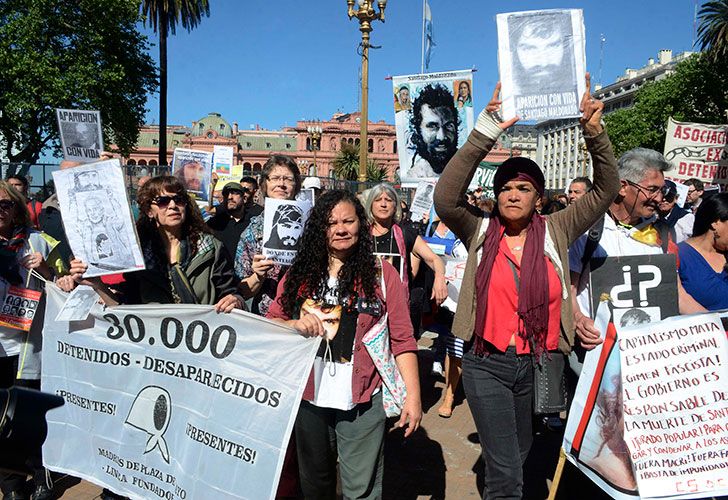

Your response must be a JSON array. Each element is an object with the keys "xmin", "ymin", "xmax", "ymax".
[
  {"xmin": 207, "ymin": 181, "xmax": 262, "ymax": 258},
  {"xmin": 656, "ymin": 179, "xmax": 694, "ymax": 244}
]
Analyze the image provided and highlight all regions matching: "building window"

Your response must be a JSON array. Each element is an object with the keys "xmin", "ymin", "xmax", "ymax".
[
  {"xmin": 152, "ymin": 139, "xmax": 158, "ymax": 145},
  {"xmin": 243, "ymin": 162, "xmax": 252, "ymax": 170},
  {"xmin": 393, "ymin": 140, "xmax": 397, "ymax": 154},
  {"xmin": 368, "ymin": 139, "xmax": 373, "ymax": 153},
  {"xmin": 266, "ymin": 142, "xmax": 272, "ymax": 148},
  {"xmin": 306, "ymin": 138, "xmax": 311, "ymax": 151},
  {"xmin": 286, "ymin": 143, "xmax": 291, "ymax": 149},
  {"xmin": 149, "ymin": 160, "xmax": 158, "ymax": 166},
  {"xmin": 127, "ymin": 159, "xmax": 136, "ymax": 166},
  {"xmin": 207, "ymin": 132, "xmax": 214, "ymax": 139},
  {"xmin": 246, "ymin": 142, "xmax": 252, "ymax": 147},
  {"xmin": 253, "ymin": 162, "xmax": 262, "ymax": 171},
  {"xmin": 220, "ymin": 124, "xmax": 225, "ymax": 131},
  {"xmin": 138, "ymin": 160, "xmax": 147, "ymax": 166}
]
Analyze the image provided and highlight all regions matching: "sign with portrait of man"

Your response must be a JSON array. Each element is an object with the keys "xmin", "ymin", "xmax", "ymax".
[
  {"xmin": 262, "ymin": 198, "xmax": 311, "ymax": 265},
  {"xmin": 496, "ymin": 9, "xmax": 586, "ymax": 122},
  {"xmin": 56, "ymin": 109, "xmax": 104, "ymax": 163},
  {"xmin": 392, "ymin": 70, "xmax": 474, "ymax": 185},
  {"xmin": 171, "ymin": 148, "xmax": 214, "ymax": 203}
]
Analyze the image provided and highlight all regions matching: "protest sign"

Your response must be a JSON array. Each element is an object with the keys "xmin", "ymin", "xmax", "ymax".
[
  {"xmin": 213, "ymin": 145, "xmax": 235, "ymax": 183},
  {"xmin": 589, "ymin": 254, "xmax": 679, "ymax": 326},
  {"xmin": 673, "ymin": 181, "xmax": 690, "ymax": 208},
  {"xmin": 0, "ymin": 285, "xmax": 41, "ymax": 331},
  {"xmin": 664, "ymin": 118, "xmax": 728, "ymax": 184},
  {"xmin": 441, "ymin": 255, "xmax": 467, "ymax": 313},
  {"xmin": 171, "ymin": 148, "xmax": 214, "ymax": 203},
  {"xmin": 55, "ymin": 285, "xmax": 99, "ymax": 322},
  {"xmin": 296, "ymin": 188, "xmax": 315, "ymax": 206},
  {"xmin": 618, "ymin": 313, "xmax": 728, "ymax": 499},
  {"xmin": 56, "ymin": 109, "xmax": 104, "ymax": 163},
  {"xmin": 409, "ymin": 181, "xmax": 437, "ymax": 223},
  {"xmin": 496, "ymin": 9, "xmax": 586, "ymax": 122},
  {"xmin": 392, "ymin": 69, "xmax": 474, "ymax": 185},
  {"xmin": 42, "ymin": 285, "xmax": 321, "ymax": 500},
  {"xmin": 262, "ymin": 198, "xmax": 310, "ymax": 265},
  {"xmin": 471, "ymin": 162, "xmax": 498, "ymax": 197},
  {"xmin": 52, "ymin": 160, "xmax": 145, "ymax": 278}
]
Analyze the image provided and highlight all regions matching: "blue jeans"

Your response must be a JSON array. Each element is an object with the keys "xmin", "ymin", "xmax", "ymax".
[{"xmin": 463, "ymin": 346, "xmax": 534, "ymax": 500}]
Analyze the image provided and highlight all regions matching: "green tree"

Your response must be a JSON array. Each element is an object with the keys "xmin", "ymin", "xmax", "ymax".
[
  {"xmin": 604, "ymin": 53, "xmax": 728, "ymax": 157},
  {"xmin": 697, "ymin": 0, "xmax": 728, "ymax": 62},
  {"xmin": 141, "ymin": 0, "xmax": 209, "ymax": 167},
  {"xmin": 332, "ymin": 142, "xmax": 388, "ymax": 181},
  {"xmin": 0, "ymin": 0, "xmax": 157, "ymax": 164}
]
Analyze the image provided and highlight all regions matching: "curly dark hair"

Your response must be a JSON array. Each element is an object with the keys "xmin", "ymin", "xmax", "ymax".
[
  {"xmin": 279, "ymin": 189, "xmax": 378, "ymax": 317},
  {"xmin": 410, "ymin": 83, "xmax": 459, "ymax": 130},
  {"xmin": 136, "ymin": 175, "xmax": 211, "ymax": 257}
]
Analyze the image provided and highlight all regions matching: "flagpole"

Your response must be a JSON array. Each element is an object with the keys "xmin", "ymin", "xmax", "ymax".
[{"xmin": 421, "ymin": 0, "xmax": 425, "ymax": 73}]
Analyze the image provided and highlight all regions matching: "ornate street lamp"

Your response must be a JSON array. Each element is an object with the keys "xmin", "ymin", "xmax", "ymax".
[
  {"xmin": 307, "ymin": 123, "xmax": 322, "ymax": 177},
  {"xmin": 347, "ymin": 0, "xmax": 387, "ymax": 183}
]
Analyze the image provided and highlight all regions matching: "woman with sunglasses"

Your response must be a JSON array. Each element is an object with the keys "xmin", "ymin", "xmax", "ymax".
[
  {"xmin": 0, "ymin": 180, "xmax": 65, "ymax": 500},
  {"xmin": 234, "ymin": 155, "xmax": 302, "ymax": 316},
  {"xmin": 69, "ymin": 176, "xmax": 242, "ymax": 311}
]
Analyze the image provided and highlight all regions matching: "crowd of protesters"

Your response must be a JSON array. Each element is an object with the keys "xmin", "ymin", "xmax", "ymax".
[{"xmin": 2, "ymin": 78, "xmax": 727, "ymax": 500}]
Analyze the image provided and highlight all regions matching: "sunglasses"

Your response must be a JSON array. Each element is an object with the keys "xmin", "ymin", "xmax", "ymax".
[
  {"xmin": 0, "ymin": 199, "xmax": 15, "ymax": 211},
  {"xmin": 152, "ymin": 194, "xmax": 188, "ymax": 208}
]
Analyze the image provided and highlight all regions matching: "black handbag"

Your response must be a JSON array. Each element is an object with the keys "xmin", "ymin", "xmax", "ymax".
[{"xmin": 532, "ymin": 351, "xmax": 568, "ymax": 414}]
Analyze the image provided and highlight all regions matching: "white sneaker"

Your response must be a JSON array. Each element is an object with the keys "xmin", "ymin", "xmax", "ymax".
[{"xmin": 431, "ymin": 361, "xmax": 444, "ymax": 376}]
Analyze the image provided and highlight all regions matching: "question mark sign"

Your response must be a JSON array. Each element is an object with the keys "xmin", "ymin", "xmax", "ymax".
[{"xmin": 637, "ymin": 265, "xmax": 661, "ymax": 307}]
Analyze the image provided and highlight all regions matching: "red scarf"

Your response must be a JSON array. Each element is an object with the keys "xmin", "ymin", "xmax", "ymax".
[{"xmin": 474, "ymin": 212, "xmax": 550, "ymax": 358}]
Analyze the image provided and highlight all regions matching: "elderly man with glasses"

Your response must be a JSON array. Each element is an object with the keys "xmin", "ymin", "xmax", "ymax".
[{"xmin": 568, "ymin": 147, "xmax": 706, "ymax": 356}]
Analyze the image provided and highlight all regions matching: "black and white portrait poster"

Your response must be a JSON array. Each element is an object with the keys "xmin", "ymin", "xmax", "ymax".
[
  {"xmin": 496, "ymin": 9, "xmax": 586, "ymax": 122},
  {"xmin": 296, "ymin": 188, "xmax": 315, "ymax": 206},
  {"xmin": 52, "ymin": 160, "xmax": 145, "ymax": 278},
  {"xmin": 392, "ymin": 70, "xmax": 474, "ymax": 185},
  {"xmin": 56, "ymin": 109, "xmax": 104, "ymax": 163},
  {"xmin": 588, "ymin": 254, "xmax": 679, "ymax": 325},
  {"xmin": 409, "ymin": 181, "xmax": 436, "ymax": 222},
  {"xmin": 55, "ymin": 285, "xmax": 99, "ymax": 322},
  {"xmin": 262, "ymin": 198, "xmax": 311, "ymax": 265},
  {"xmin": 171, "ymin": 148, "xmax": 214, "ymax": 203}
]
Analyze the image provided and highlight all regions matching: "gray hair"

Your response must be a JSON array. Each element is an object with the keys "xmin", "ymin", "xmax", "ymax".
[
  {"xmin": 617, "ymin": 148, "xmax": 670, "ymax": 183},
  {"xmin": 364, "ymin": 183, "xmax": 402, "ymax": 223}
]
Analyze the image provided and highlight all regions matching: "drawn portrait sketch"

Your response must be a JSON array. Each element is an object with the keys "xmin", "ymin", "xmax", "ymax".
[
  {"xmin": 52, "ymin": 160, "xmax": 145, "ymax": 278},
  {"xmin": 55, "ymin": 285, "xmax": 100, "ymax": 322}
]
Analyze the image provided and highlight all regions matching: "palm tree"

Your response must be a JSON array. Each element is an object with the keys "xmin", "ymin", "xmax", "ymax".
[
  {"xmin": 697, "ymin": 0, "xmax": 728, "ymax": 62},
  {"xmin": 141, "ymin": 0, "xmax": 210, "ymax": 166},
  {"xmin": 333, "ymin": 142, "xmax": 388, "ymax": 182}
]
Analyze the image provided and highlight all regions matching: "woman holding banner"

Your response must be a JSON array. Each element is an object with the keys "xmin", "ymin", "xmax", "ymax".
[
  {"xmin": 267, "ymin": 189, "xmax": 421, "ymax": 500},
  {"xmin": 69, "ymin": 175, "xmax": 242, "ymax": 310},
  {"xmin": 0, "ymin": 180, "xmax": 65, "ymax": 500},
  {"xmin": 678, "ymin": 192, "xmax": 728, "ymax": 310},
  {"xmin": 364, "ymin": 183, "xmax": 448, "ymax": 335},
  {"xmin": 234, "ymin": 154, "xmax": 301, "ymax": 316},
  {"xmin": 433, "ymin": 77, "xmax": 620, "ymax": 499}
]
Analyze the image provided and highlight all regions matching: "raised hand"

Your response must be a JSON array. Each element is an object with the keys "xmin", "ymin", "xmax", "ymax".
[
  {"xmin": 486, "ymin": 82, "xmax": 519, "ymax": 130},
  {"xmin": 579, "ymin": 73, "xmax": 604, "ymax": 136}
]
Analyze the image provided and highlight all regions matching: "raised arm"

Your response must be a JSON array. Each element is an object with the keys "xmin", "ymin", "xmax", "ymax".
[
  {"xmin": 433, "ymin": 84, "xmax": 518, "ymax": 248},
  {"xmin": 549, "ymin": 74, "xmax": 621, "ymax": 244}
]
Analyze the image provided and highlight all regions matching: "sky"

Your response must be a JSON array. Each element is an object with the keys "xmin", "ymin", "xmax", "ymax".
[{"xmin": 140, "ymin": 0, "xmax": 700, "ymax": 131}]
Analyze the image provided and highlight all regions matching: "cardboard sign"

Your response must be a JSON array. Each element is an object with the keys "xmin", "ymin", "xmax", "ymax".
[{"xmin": 0, "ymin": 285, "xmax": 42, "ymax": 331}]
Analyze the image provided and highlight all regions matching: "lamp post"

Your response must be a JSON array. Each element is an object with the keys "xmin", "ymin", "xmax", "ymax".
[
  {"xmin": 347, "ymin": 0, "xmax": 387, "ymax": 183},
  {"xmin": 307, "ymin": 123, "xmax": 322, "ymax": 177}
]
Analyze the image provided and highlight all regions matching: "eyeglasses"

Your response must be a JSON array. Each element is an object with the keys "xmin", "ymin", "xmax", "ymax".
[
  {"xmin": 626, "ymin": 180, "xmax": 667, "ymax": 199},
  {"xmin": 0, "ymin": 199, "xmax": 15, "ymax": 211},
  {"xmin": 267, "ymin": 175, "xmax": 295, "ymax": 185},
  {"xmin": 152, "ymin": 194, "xmax": 188, "ymax": 208}
]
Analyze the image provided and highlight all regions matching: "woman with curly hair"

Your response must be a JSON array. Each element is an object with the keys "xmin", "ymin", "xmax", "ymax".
[
  {"xmin": 267, "ymin": 189, "xmax": 422, "ymax": 499},
  {"xmin": 69, "ymin": 175, "xmax": 242, "ymax": 311}
]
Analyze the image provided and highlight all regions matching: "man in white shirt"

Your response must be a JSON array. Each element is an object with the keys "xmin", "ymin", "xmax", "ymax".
[{"xmin": 569, "ymin": 148, "xmax": 705, "ymax": 352}]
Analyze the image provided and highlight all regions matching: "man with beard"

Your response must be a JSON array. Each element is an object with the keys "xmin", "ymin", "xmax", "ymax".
[
  {"xmin": 207, "ymin": 181, "xmax": 262, "ymax": 258},
  {"xmin": 569, "ymin": 148, "xmax": 706, "ymax": 355},
  {"xmin": 407, "ymin": 84, "xmax": 459, "ymax": 178},
  {"xmin": 264, "ymin": 204, "xmax": 304, "ymax": 250}
]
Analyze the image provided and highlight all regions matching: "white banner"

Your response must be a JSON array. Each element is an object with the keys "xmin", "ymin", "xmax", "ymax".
[
  {"xmin": 392, "ymin": 69, "xmax": 474, "ymax": 185},
  {"xmin": 664, "ymin": 118, "xmax": 728, "ymax": 184},
  {"xmin": 42, "ymin": 286, "xmax": 320, "ymax": 500},
  {"xmin": 618, "ymin": 313, "xmax": 728, "ymax": 499},
  {"xmin": 496, "ymin": 9, "xmax": 586, "ymax": 122}
]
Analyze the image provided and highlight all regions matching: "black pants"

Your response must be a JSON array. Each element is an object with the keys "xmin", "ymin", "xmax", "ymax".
[
  {"xmin": 463, "ymin": 346, "xmax": 534, "ymax": 500},
  {"xmin": 294, "ymin": 393, "xmax": 386, "ymax": 500}
]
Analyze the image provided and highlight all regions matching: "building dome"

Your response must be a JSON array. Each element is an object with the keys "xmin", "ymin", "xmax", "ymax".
[{"xmin": 192, "ymin": 112, "xmax": 233, "ymax": 138}]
